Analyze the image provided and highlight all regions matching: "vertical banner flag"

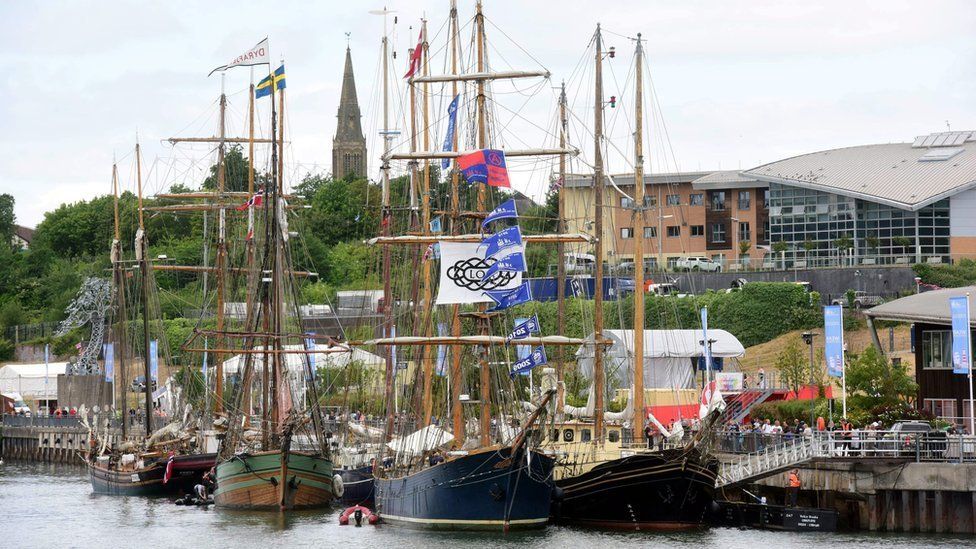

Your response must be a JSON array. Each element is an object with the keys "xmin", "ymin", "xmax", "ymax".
[
  {"xmin": 149, "ymin": 340, "xmax": 158, "ymax": 382},
  {"xmin": 436, "ymin": 241, "xmax": 522, "ymax": 304},
  {"xmin": 441, "ymin": 94, "xmax": 459, "ymax": 169},
  {"xmin": 104, "ymin": 343, "xmax": 114, "ymax": 383},
  {"xmin": 824, "ymin": 305, "xmax": 845, "ymax": 377},
  {"xmin": 202, "ymin": 340, "xmax": 209, "ymax": 380},
  {"xmin": 305, "ymin": 332, "xmax": 317, "ymax": 379},
  {"xmin": 479, "ymin": 225, "xmax": 522, "ymax": 258},
  {"xmin": 951, "ymin": 295, "xmax": 971, "ymax": 375},
  {"xmin": 511, "ymin": 346, "xmax": 547, "ymax": 378},
  {"xmin": 44, "ymin": 344, "xmax": 50, "ymax": 392},
  {"xmin": 700, "ymin": 307, "xmax": 712, "ymax": 374},
  {"xmin": 209, "ymin": 38, "xmax": 270, "ymax": 75},
  {"xmin": 458, "ymin": 149, "xmax": 511, "ymax": 188},
  {"xmin": 482, "ymin": 199, "xmax": 518, "ymax": 229},
  {"xmin": 436, "ymin": 323, "xmax": 448, "ymax": 376},
  {"xmin": 513, "ymin": 317, "xmax": 532, "ymax": 362}
]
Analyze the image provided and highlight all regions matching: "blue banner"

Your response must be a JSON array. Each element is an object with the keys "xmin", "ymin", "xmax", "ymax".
[
  {"xmin": 430, "ymin": 216, "xmax": 443, "ymax": 233},
  {"xmin": 485, "ymin": 282, "xmax": 532, "ymax": 312},
  {"xmin": 951, "ymin": 296, "xmax": 971, "ymax": 375},
  {"xmin": 441, "ymin": 94, "xmax": 459, "ymax": 169},
  {"xmin": 824, "ymin": 305, "xmax": 845, "ymax": 377},
  {"xmin": 701, "ymin": 307, "xmax": 712, "ymax": 373},
  {"xmin": 103, "ymin": 343, "xmax": 114, "ymax": 382},
  {"xmin": 508, "ymin": 314, "xmax": 541, "ymax": 342},
  {"xmin": 513, "ymin": 317, "xmax": 532, "ymax": 365},
  {"xmin": 482, "ymin": 199, "xmax": 518, "ymax": 229},
  {"xmin": 481, "ymin": 251, "xmax": 526, "ymax": 281},
  {"xmin": 149, "ymin": 339, "xmax": 158, "ymax": 381},
  {"xmin": 697, "ymin": 356, "xmax": 724, "ymax": 372},
  {"xmin": 436, "ymin": 323, "xmax": 448, "ymax": 376},
  {"xmin": 305, "ymin": 332, "xmax": 317, "ymax": 380},
  {"xmin": 480, "ymin": 225, "xmax": 522, "ymax": 258},
  {"xmin": 202, "ymin": 341, "xmax": 208, "ymax": 379},
  {"xmin": 511, "ymin": 346, "xmax": 547, "ymax": 378}
]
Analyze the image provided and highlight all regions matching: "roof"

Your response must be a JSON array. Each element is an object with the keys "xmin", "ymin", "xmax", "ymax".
[
  {"xmin": 742, "ymin": 131, "xmax": 976, "ymax": 211},
  {"xmin": 692, "ymin": 170, "xmax": 766, "ymax": 191},
  {"xmin": 578, "ymin": 329, "xmax": 745, "ymax": 358},
  {"xmin": 13, "ymin": 225, "xmax": 34, "ymax": 243},
  {"xmin": 0, "ymin": 362, "xmax": 68, "ymax": 378},
  {"xmin": 563, "ymin": 171, "xmax": 712, "ymax": 189},
  {"xmin": 864, "ymin": 286, "xmax": 976, "ymax": 326}
]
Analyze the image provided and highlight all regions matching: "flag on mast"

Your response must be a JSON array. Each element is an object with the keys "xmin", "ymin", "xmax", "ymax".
[
  {"xmin": 209, "ymin": 38, "xmax": 270, "ymax": 76},
  {"xmin": 404, "ymin": 30, "xmax": 423, "ymax": 79},
  {"xmin": 458, "ymin": 149, "xmax": 511, "ymax": 188},
  {"xmin": 255, "ymin": 65, "xmax": 286, "ymax": 98}
]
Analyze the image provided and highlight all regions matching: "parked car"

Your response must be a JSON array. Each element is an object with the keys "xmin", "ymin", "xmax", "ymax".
[
  {"xmin": 645, "ymin": 283, "xmax": 691, "ymax": 297},
  {"xmin": 831, "ymin": 291, "xmax": 883, "ymax": 309},
  {"xmin": 675, "ymin": 256, "xmax": 722, "ymax": 272},
  {"xmin": 130, "ymin": 376, "xmax": 158, "ymax": 393},
  {"xmin": 885, "ymin": 421, "xmax": 934, "ymax": 456}
]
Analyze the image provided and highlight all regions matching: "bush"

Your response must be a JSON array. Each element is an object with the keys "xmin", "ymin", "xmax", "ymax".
[{"xmin": 0, "ymin": 337, "xmax": 14, "ymax": 360}]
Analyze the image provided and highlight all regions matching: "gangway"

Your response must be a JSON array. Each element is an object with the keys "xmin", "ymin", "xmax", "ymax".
[{"xmin": 716, "ymin": 434, "xmax": 828, "ymax": 488}]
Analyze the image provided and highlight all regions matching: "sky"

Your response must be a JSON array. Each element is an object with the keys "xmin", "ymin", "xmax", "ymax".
[{"xmin": 2, "ymin": 0, "xmax": 976, "ymax": 227}]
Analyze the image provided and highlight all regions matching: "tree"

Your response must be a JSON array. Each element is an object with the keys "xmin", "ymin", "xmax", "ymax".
[
  {"xmin": 738, "ymin": 240, "xmax": 752, "ymax": 261},
  {"xmin": 0, "ymin": 193, "xmax": 14, "ymax": 247},
  {"xmin": 894, "ymin": 235, "xmax": 913, "ymax": 257},
  {"xmin": 845, "ymin": 345, "xmax": 917, "ymax": 410},
  {"xmin": 771, "ymin": 241, "xmax": 788, "ymax": 254},
  {"xmin": 802, "ymin": 238, "xmax": 817, "ymax": 253},
  {"xmin": 296, "ymin": 174, "xmax": 381, "ymax": 247},
  {"xmin": 834, "ymin": 234, "xmax": 854, "ymax": 251},
  {"xmin": 201, "ymin": 147, "xmax": 260, "ymax": 192},
  {"xmin": 775, "ymin": 339, "xmax": 807, "ymax": 395}
]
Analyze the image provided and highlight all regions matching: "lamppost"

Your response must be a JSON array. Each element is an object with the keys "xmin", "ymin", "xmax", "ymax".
[
  {"xmin": 802, "ymin": 331, "xmax": 817, "ymax": 428},
  {"xmin": 914, "ymin": 276, "xmax": 922, "ymax": 294}
]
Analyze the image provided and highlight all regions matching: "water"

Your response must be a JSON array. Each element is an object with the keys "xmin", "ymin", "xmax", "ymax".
[{"xmin": 2, "ymin": 462, "xmax": 974, "ymax": 548}]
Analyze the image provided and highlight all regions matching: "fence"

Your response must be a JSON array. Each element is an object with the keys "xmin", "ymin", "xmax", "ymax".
[{"xmin": 3, "ymin": 322, "xmax": 60, "ymax": 344}]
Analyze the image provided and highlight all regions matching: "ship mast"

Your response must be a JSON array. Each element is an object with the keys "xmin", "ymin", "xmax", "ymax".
[
  {"xmin": 475, "ymin": 0, "xmax": 492, "ymax": 448},
  {"xmin": 380, "ymin": 22, "xmax": 396, "ymax": 444},
  {"xmin": 135, "ymin": 141, "xmax": 154, "ymax": 437},
  {"xmin": 214, "ymin": 75, "xmax": 229, "ymax": 413},
  {"xmin": 632, "ymin": 34, "xmax": 646, "ymax": 444},
  {"xmin": 556, "ymin": 82, "xmax": 567, "ymax": 416},
  {"xmin": 111, "ymin": 163, "xmax": 129, "ymax": 440},
  {"xmin": 592, "ymin": 24, "xmax": 606, "ymax": 443},
  {"xmin": 447, "ymin": 0, "xmax": 465, "ymax": 445},
  {"xmin": 419, "ymin": 17, "xmax": 437, "ymax": 427}
]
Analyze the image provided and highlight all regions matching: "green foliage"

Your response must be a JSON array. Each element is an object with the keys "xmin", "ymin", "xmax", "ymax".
[
  {"xmin": 323, "ymin": 241, "xmax": 379, "ymax": 288},
  {"xmin": 738, "ymin": 240, "xmax": 752, "ymax": 257},
  {"xmin": 802, "ymin": 238, "xmax": 816, "ymax": 252},
  {"xmin": 0, "ymin": 337, "xmax": 14, "ymax": 360},
  {"xmin": 834, "ymin": 234, "xmax": 854, "ymax": 251},
  {"xmin": 775, "ymin": 339, "xmax": 807, "ymax": 395},
  {"xmin": 771, "ymin": 241, "xmax": 788, "ymax": 254},
  {"xmin": 296, "ymin": 174, "xmax": 381, "ymax": 248},
  {"xmin": 845, "ymin": 289, "xmax": 857, "ymax": 307},
  {"xmin": 845, "ymin": 345, "xmax": 917, "ymax": 410},
  {"xmin": 0, "ymin": 300, "xmax": 26, "ymax": 328},
  {"xmin": 0, "ymin": 193, "xmax": 14, "ymax": 245},
  {"xmin": 914, "ymin": 259, "xmax": 976, "ymax": 288},
  {"xmin": 200, "ymin": 146, "xmax": 261, "ymax": 193}
]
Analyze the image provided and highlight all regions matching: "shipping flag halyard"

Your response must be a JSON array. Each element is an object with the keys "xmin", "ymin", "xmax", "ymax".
[
  {"xmin": 824, "ymin": 305, "xmax": 845, "ymax": 377},
  {"xmin": 441, "ymin": 94, "xmax": 460, "ymax": 169},
  {"xmin": 511, "ymin": 346, "xmax": 547, "ymax": 378},
  {"xmin": 482, "ymin": 198, "xmax": 518, "ymax": 229},
  {"xmin": 485, "ymin": 281, "xmax": 532, "ymax": 312},
  {"xmin": 404, "ymin": 30, "xmax": 423, "ymax": 79},
  {"xmin": 209, "ymin": 38, "xmax": 270, "ymax": 75},
  {"xmin": 507, "ymin": 315, "xmax": 540, "ymax": 341},
  {"xmin": 459, "ymin": 149, "xmax": 511, "ymax": 188},
  {"xmin": 256, "ymin": 64, "xmax": 286, "ymax": 98},
  {"xmin": 951, "ymin": 295, "xmax": 971, "ymax": 375},
  {"xmin": 480, "ymin": 225, "xmax": 522, "ymax": 258}
]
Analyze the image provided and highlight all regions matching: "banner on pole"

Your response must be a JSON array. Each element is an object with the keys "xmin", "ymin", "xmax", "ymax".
[
  {"xmin": 824, "ymin": 304, "xmax": 845, "ymax": 377},
  {"xmin": 149, "ymin": 340, "xmax": 158, "ymax": 382},
  {"xmin": 104, "ymin": 343, "xmax": 114, "ymax": 383},
  {"xmin": 951, "ymin": 296, "xmax": 971, "ymax": 375}
]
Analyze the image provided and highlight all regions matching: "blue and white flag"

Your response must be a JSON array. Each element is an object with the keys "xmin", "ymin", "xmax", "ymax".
[
  {"xmin": 430, "ymin": 216, "xmax": 443, "ymax": 233},
  {"xmin": 103, "ymin": 343, "xmax": 114, "ymax": 383},
  {"xmin": 511, "ymin": 346, "xmax": 547, "ymax": 378},
  {"xmin": 149, "ymin": 340, "xmax": 158, "ymax": 381},
  {"xmin": 481, "ymin": 251, "xmax": 526, "ymax": 281},
  {"xmin": 485, "ymin": 282, "xmax": 532, "ymax": 312},
  {"xmin": 824, "ymin": 305, "xmax": 845, "ymax": 377},
  {"xmin": 480, "ymin": 225, "xmax": 523, "ymax": 258},
  {"xmin": 202, "ymin": 341, "xmax": 208, "ymax": 379},
  {"xmin": 700, "ymin": 307, "xmax": 712, "ymax": 373},
  {"xmin": 436, "ymin": 323, "xmax": 448, "ymax": 376},
  {"xmin": 441, "ymin": 94, "xmax": 459, "ymax": 169},
  {"xmin": 482, "ymin": 199, "xmax": 518, "ymax": 229},
  {"xmin": 305, "ymin": 332, "xmax": 317, "ymax": 379},
  {"xmin": 508, "ymin": 315, "xmax": 541, "ymax": 341},
  {"xmin": 951, "ymin": 295, "xmax": 971, "ymax": 375}
]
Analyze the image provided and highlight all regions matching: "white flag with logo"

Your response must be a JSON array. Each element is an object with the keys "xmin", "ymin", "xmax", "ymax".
[
  {"xmin": 436, "ymin": 241, "xmax": 522, "ymax": 304},
  {"xmin": 210, "ymin": 38, "xmax": 270, "ymax": 75}
]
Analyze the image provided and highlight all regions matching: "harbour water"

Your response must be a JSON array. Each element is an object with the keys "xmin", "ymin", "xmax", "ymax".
[{"xmin": 2, "ymin": 462, "xmax": 973, "ymax": 548}]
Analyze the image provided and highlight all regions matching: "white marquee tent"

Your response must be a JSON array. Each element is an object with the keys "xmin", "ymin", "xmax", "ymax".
[{"xmin": 0, "ymin": 362, "xmax": 68, "ymax": 401}]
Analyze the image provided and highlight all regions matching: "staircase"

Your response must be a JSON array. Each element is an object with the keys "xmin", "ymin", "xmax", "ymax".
[
  {"xmin": 719, "ymin": 388, "xmax": 776, "ymax": 425},
  {"xmin": 716, "ymin": 435, "xmax": 829, "ymax": 488}
]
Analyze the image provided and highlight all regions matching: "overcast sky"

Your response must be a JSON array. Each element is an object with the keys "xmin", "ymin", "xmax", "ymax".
[{"xmin": 2, "ymin": 0, "xmax": 975, "ymax": 227}]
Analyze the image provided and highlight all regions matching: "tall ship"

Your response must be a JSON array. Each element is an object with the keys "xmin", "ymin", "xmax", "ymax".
[{"xmin": 355, "ymin": 1, "xmax": 585, "ymax": 530}]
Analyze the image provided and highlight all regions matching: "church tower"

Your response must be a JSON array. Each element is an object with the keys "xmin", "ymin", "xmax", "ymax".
[{"xmin": 332, "ymin": 46, "xmax": 367, "ymax": 179}]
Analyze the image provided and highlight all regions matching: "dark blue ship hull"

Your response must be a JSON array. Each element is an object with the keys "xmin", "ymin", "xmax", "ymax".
[
  {"xmin": 374, "ymin": 446, "xmax": 554, "ymax": 530},
  {"xmin": 339, "ymin": 465, "xmax": 374, "ymax": 505}
]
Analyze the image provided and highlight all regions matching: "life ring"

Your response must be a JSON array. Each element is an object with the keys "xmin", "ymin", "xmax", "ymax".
[
  {"xmin": 338, "ymin": 505, "xmax": 379, "ymax": 525},
  {"xmin": 563, "ymin": 429, "xmax": 574, "ymax": 442},
  {"xmin": 332, "ymin": 474, "xmax": 345, "ymax": 498}
]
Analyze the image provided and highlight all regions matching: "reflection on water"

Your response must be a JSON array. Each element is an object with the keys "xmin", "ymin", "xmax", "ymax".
[{"xmin": 1, "ymin": 462, "xmax": 975, "ymax": 548}]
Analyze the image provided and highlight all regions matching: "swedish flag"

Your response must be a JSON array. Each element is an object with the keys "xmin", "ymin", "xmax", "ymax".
[{"xmin": 255, "ymin": 64, "xmax": 286, "ymax": 98}]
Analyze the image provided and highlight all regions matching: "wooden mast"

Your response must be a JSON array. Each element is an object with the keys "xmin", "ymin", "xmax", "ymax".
[
  {"xmin": 631, "ymin": 34, "xmax": 646, "ymax": 444},
  {"xmin": 214, "ymin": 75, "xmax": 228, "ymax": 413},
  {"xmin": 419, "ymin": 18, "xmax": 436, "ymax": 427},
  {"xmin": 448, "ymin": 0, "xmax": 465, "ymax": 445},
  {"xmin": 475, "ymin": 0, "xmax": 492, "ymax": 448},
  {"xmin": 592, "ymin": 24, "xmax": 606, "ymax": 443},
  {"xmin": 556, "ymin": 81, "xmax": 567, "ymax": 416},
  {"xmin": 111, "ymin": 163, "xmax": 129, "ymax": 440},
  {"xmin": 135, "ymin": 141, "xmax": 154, "ymax": 437},
  {"xmin": 380, "ymin": 27, "xmax": 396, "ymax": 444}
]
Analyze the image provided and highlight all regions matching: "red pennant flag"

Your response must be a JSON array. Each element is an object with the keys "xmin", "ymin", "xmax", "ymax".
[
  {"xmin": 236, "ymin": 193, "xmax": 263, "ymax": 211},
  {"xmin": 403, "ymin": 30, "xmax": 423, "ymax": 79}
]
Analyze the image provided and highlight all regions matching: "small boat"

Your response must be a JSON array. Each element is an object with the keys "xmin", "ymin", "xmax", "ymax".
[
  {"xmin": 214, "ymin": 450, "xmax": 335, "ymax": 510},
  {"xmin": 339, "ymin": 505, "xmax": 380, "ymax": 526},
  {"xmin": 337, "ymin": 464, "xmax": 375, "ymax": 505},
  {"xmin": 89, "ymin": 452, "xmax": 217, "ymax": 496},
  {"xmin": 714, "ymin": 500, "xmax": 839, "ymax": 532}
]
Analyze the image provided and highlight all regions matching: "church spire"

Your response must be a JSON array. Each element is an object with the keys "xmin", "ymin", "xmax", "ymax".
[{"xmin": 333, "ymin": 45, "xmax": 367, "ymax": 179}]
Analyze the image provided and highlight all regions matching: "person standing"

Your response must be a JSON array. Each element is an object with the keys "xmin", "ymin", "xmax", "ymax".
[{"xmin": 786, "ymin": 468, "xmax": 801, "ymax": 507}]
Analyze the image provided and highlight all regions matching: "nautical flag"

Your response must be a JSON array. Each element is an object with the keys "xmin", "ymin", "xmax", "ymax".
[
  {"xmin": 305, "ymin": 332, "xmax": 317, "ymax": 375},
  {"xmin": 149, "ymin": 340, "xmax": 159, "ymax": 382},
  {"xmin": 435, "ymin": 323, "xmax": 448, "ymax": 376},
  {"xmin": 256, "ymin": 64, "xmax": 286, "ymax": 98},
  {"xmin": 511, "ymin": 346, "xmax": 547, "ymax": 378},
  {"xmin": 698, "ymin": 380, "xmax": 726, "ymax": 419},
  {"xmin": 479, "ymin": 226, "xmax": 522, "ymax": 258},
  {"xmin": 458, "ymin": 149, "xmax": 510, "ymax": 188},
  {"xmin": 485, "ymin": 281, "xmax": 532, "ymax": 312},
  {"xmin": 429, "ymin": 216, "xmax": 443, "ymax": 233},
  {"xmin": 441, "ymin": 94, "xmax": 460, "ymax": 169},
  {"xmin": 701, "ymin": 307, "xmax": 712, "ymax": 375},
  {"xmin": 482, "ymin": 199, "xmax": 518, "ymax": 229},
  {"xmin": 513, "ymin": 317, "xmax": 532, "ymax": 362},
  {"xmin": 209, "ymin": 38, "xmax": 270, "ymax": 76},
  {"xmin": 103, "ymin": 343, "xmax": 114, "ymax": 383},
  {"xmin": 404, "ymin": 30, "xmax": 423, "ymax": 79},
  {"xmin": 481, "ymin": 251, "xmax": 526, "ymax": 281},
  {"xmin": 549, "ymin": 176, "xmax": 564, "ymax": 193},
  {"xmin": 236, "ymin": 193, "xmax": 264, "ymax": 211},
  {"xmin": 436, "ymin": 241, "xmax": 522, "ymax": 305},
  {"xmin": 423, "ymin": 242, "xmax": 440, "ymax": 261},
  {"xmin": 507, "ymin": 315, "xmax": 541, "ymax": 341}
]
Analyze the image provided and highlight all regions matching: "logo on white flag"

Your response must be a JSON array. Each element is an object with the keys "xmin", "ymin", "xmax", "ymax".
[{"xmin": 436, "ymin": 241, "xmax": 522, "ymax": 304}]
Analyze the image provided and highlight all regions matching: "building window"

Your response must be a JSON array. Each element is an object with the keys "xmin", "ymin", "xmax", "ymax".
[
  {"xmin": 711, "ymin": 191, "xmax": 726, "ymax": 211},
  {"xmin": 922, "ymin": 330, "xmax": 952, "ymax": 370},
  {"xmin": 924, "ymin": 399, "xmax": 957, "ymax": 420},
  {"xmin": 691, "ymin": 225, "xmax": 704, "ymax": 237},
  {"xmin": 621, "ymin": 197, "xmax": 635, "ymax": 209},
  {"xmin": 644, "ymin": 195, "xmax": 657, "ymax": 207},
  {"xmin": 621, "ymin": 227, "xmax": 634, "ymax": 239},
  {"xmin": 666, "ymin": 194, "xmax": 681, "ymax": 206},
  {"xmin": 667, "ymin": 226, "xmax": 680, "ymax": 238},
  {"xmin": 667, "ymin": 257, "xmax": 681, "ymax": 270},
  {"xmin": 608, "ymin": 430, "xmax": 620, "ymax": 443},
  {"xmin": 581, "ymin": 429, "xmax": 592, "ymax": 443},
  {"xmin": 738, "ymin": 191, "xmax": 751, "ymax": 210},
  {"xmin": 711, "ymin": 223, "xmax": 726, "ymax": 243},
  {"xmin": 739, "ymin": 222, "xmax": 751, "ymax": 242},
  {"xmin": 762, "ymin": 189, "xmax": 770, "ymax": 209},
  {"xmin": 690, "ymin": 193, "xmax": 704, "ymax": 206},
  {"xmin": 644, "ymin": 226, "xmax": 657, "ymax": 238}
]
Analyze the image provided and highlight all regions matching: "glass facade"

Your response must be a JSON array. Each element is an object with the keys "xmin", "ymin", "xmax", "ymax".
[{"xmin": 767, "ymin": 183, "xmax": 950, "ymax": 264}]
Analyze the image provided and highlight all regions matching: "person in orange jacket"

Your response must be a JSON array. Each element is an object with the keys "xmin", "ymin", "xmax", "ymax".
[{"xmin": 786, "ymin": 468, "xmax": 801, "ymax": 507}]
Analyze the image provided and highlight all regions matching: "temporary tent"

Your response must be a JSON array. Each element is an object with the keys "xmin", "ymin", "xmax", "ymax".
[
  {"xmin": 0, "ymin": 362, "xmax": 67, "ymax": 401},
  {"xmin": 220, "ymin": 344, "xmax": 384, "ymax": 376}
]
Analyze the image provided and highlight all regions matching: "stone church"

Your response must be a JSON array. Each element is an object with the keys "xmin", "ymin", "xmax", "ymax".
[{"xmin": 332, "ymin": 47, "xmax": 367, "ymax": 180}]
